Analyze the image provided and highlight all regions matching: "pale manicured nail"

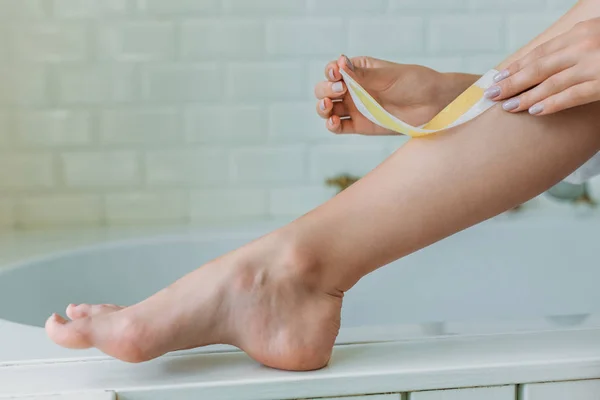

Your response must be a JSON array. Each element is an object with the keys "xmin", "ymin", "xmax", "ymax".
[
  {"xmin": 493, "ymin": 69, "xmax": 510, "ymax": 83},
  {"xmin": 484, "ymin": 86, "xmax": 501, "ymax": 99},
  {"xmin": 529, "ymin": 104, "xmax": 544, "ymax": 115},
  {"xmin": 332, "ymin": 82, "xmax": 344, "ymax": 93},
  {"xmin": 329, "ymin": 117, "xmax": 335, "ymax": 126},
  {"xmin": 329, "ymin": 68, "xmax": 335, "ymax": 81},
  {"xmin": 343, "ymin": 55, "xmax": 355, "ymax": 71},
  {"xmin": 320, "ymin": 99, "xmax": 326, "ymax": 111},
  {"xmin": 503, "ymin": 98, "xmax": 520, "ymax": 111}
]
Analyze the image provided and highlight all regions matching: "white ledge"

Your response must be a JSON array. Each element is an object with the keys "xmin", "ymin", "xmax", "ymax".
[{"xmin": 2, "ymin": 328, "xmax": 600, "ymax": 398}]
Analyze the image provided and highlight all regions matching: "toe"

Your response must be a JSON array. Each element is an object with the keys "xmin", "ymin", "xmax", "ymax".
[
  {"xmin": 45, "ymin": 313, "xmax": 94, "ymax": 349},
  {"xmin": 67, "ymin": 303, "xmax": 123, "ymax": 320},
  {"xmin": 46, "ymin": 309, "xmax": 155, "ymax": 363}
]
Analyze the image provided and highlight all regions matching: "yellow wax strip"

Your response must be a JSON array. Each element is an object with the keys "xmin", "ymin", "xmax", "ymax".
[{"xmin": 340, "ymin": 68, "xmax": 499, "ymax": 138}]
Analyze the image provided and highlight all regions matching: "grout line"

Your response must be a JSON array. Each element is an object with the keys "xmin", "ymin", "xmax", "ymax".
[{"xmin": 516, "ymin": 384, "xmax": 524, "ymax": 400}]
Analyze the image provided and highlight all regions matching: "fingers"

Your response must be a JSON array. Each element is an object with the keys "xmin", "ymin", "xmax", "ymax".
[
  {"xmin": 323, "ymin": 54, "xmax": 356, "ymax": 82},
  {"xmin": 314, "ymin": 80, "xmax": 347, "ymax": 100},
  {"xmin": 324, "ymin": 60, "xmax": 342, "ymax": 82},
  {"xmin": 501, "ymin": 35, "xmax": 570, "ymax": 82},
  {"xmin": 318, "ymin": 98, "xmax": 354, "ymax": 134},
  {"xmin": 316, "ymin": 54, "xmax": 359, "ymax": 135},
  {"xmin": 527, "ymin": 81, "xmax": 600, "ymax": 116},
  {"xmin": 499, "ymin": 68, "xmax": 585, "ymax": 113},
  {"xmin": 486, "ymin": 51, "xmax": 575, "ymax": 101},
  {"xmin": 326, "ymin": 115, "xmax": 355, "ymax": 135},
  {"xmin": 316, "ymin": 98, "xmax": 346, "ymax": 119}
]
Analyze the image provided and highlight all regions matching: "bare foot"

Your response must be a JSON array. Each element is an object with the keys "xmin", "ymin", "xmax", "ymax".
[{"xmin": 46, "ymin": 235, "xmax": 343, "ymax": 371}]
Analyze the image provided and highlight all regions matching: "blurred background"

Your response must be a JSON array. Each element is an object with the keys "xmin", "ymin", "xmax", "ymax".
[{"xmin": 0, "ymin": 0, "xmax": 581, "ymax": 230}]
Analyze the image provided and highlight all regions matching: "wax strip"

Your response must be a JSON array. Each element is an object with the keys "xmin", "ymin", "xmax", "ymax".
[{"xmin": 340, "ymin": 68, "xmax": 499, "ymax": 137}]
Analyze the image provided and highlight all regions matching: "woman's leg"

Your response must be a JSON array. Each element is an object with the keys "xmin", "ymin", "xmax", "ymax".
[
  {"xmin": 46, "ymin": 0, "xmax": 600, "ymax": 370},
  {"xmin": 295, "ymin": 103, "xmax": 600, "ymax": 292},
  {"xmin": 46, "ymin": 99, "xmax": 600, "ymax": 371}
]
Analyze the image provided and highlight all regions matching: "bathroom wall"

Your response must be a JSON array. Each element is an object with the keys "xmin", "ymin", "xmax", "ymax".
[{"xmin": 0, "ymin": 0, "xmax": 577, "ymax": 229}]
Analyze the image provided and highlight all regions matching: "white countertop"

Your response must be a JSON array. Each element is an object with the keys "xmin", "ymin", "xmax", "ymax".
[
  {"xmin": 1, "ymin": 205, "xmax": 600, "ymax": 396},
  {"xmin": 3, "ymin": 328, "xmax": 600, "ymax": 398}
]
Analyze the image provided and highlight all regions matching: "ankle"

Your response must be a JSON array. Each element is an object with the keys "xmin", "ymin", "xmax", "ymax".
[
  {"xmin": 258, "ymin": 229, "xmax": 344, "ymax": 296},
  {"xmin": 226, "ymin": 229, "xmax": 330, "ymax": 295}
]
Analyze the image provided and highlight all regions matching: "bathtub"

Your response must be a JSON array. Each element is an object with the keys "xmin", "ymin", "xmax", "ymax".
[{"xmin": 2, "ymin": 213, "xmax": 600, "ymax": 399}]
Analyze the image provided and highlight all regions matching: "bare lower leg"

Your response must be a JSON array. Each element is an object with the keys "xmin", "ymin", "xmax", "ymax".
[
  {"xmin": 46, "ymin": 100, "xmax": 600, "ymax": 370},
  {"xmin": 293, "ymin": 103, "xmax": 600, "ymax": 292},
  {"xmin": 45, "ymin": 0, "xmax": 600, "ymax": 370}
]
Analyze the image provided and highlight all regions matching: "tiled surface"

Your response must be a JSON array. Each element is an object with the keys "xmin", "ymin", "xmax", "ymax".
[{"xmin": 0, "ymin": 0, "xmax": 578, "ymax": 229}]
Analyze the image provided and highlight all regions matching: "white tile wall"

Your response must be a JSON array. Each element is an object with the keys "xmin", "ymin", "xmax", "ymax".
[
  {"xmin": 62, "ymin": 151, "xmax": 140, "ymax": 187},
  {"xmin": 15, "ymin": 110, "xmax": 92, "ymax": 147},
  {"xmin": 18, "ymin": 194, "xmax": 102, "ymax": 227},
  {"xmin": 0, "ymin": 154, "xmax": 55, "ymax": 189},
  {"xmin": 105, "ymin": 191, "xmax": 188, "ymax": 224},
  {"xmin": 190, "ymin": 188, "xmax": 267, "ymax": 221},
  {"xmin": 0, "ymin": 0, "xmax": 579, "ymax": 229}
]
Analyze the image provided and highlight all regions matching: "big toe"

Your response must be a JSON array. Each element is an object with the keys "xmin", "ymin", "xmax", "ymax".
[
  {"xmin": 66, "ymin": 303, "xmax": 123, "ymax": 320},
  {"xmin": 46, "ymin": 310, "xmax": 156, "ymax": 363},
  {"xmin": 45, "ymin": 313, "xmax": 94, "ymax": 349}
]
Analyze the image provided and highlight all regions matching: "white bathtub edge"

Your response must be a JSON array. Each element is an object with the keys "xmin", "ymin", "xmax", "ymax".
[{"xmin": 2, "ymin": 328, "xmax": 600, "ymax": 398}]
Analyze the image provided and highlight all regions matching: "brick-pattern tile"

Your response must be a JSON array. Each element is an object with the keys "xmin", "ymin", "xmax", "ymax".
[
  {"xmin": 105, "ymin": 192, "xmax": 188, "ymax": 223},
  {"xmin": 0, "ymin": 0, "xmax": 580, "ymax": 228},
  {"xmin": 0, "ymin": 154, "xmax": 55, "ymax": 189},
  {"xmin": 15, "ymin": 110, "xmax": 91, "ymax": 147},
  {"xmin": 231, "ymin": 146, "xmax": 306, "ymax": 184},
  {"xmin": 191, "ymin": 189, "xmax": 267, "ymax": 221},
  {"xmin": 145, "ymin": 148, "xmax": 229, "ymax": 186},
  {"xmin": 100, "ymin": 108, "xmax": 182, "ymax": 144},
  {"xmin": 62, "ymin": 151, "xmax": 140, "ymax": 187},
  {"xmin": 18, "ymin": 195, "xmax": 102, "ymax": 227}
]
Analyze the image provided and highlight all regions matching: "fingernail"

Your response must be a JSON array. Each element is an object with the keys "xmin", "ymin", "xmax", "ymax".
[
  {"xmin": 343, "ymin": 55, "xmax": 354, "ymax": 71},
  {"xmin": 502, "ymin": 98, "xmax": 520, "ymax": 111},
  {"xmin": 493, "ymin": 69, "xmax": 510, "ymax": 83},
  {"xmin": 529, "ymin": 103, "xmax": 544, "ymax": 115},
  {"xmin": 320, "ymin": 99, "xmax": 326, "ymax": 111},
  {"xmin": 329, "ymin": 117, "xmax": 335, "ymax": 126},
  {"xmin": 328, "ymin": 68, "xmax": 335, "ymax": 81},
  {"xmin": 332, "ymin": 82, "xmax": 344, "ymax": 93},
  {"xmin": 484, "ymin": 86, "xmax": 501, "ymax": 99}
]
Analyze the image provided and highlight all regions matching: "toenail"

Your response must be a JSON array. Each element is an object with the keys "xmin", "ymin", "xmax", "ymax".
[
  {"xmin": 332, "ymin": 82, "xmax": 344, "ymax": 93},
  {"xmin": 52, "ymin": 313, "xmax": 63, "ymax": 323}
]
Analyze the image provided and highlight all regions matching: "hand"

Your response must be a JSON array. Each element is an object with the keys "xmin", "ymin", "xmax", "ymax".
[
  {"xmin": 314, "ymin": 55, "xmax": 457, "ymax": 135},
  {"xmin": 485, "ymin": 18, "xmax": 600, "ymax": 116}
]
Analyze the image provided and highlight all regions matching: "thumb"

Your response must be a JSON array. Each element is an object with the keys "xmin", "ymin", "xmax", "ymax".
[
  {"xmin": 337, "ymin": 54, "xmax": 361, "ymax": 82},
  {"xmin": 338, "ymin": 55, "xmax": 384, "ymax": 89}
]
